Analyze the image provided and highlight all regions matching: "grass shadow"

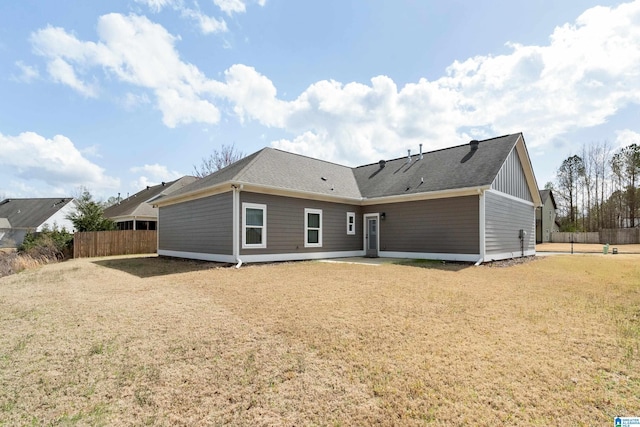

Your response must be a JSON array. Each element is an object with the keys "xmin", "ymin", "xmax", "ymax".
[
  {"xmin": 392, "ymin": 259, "xmax": 473, "ymax": 272},
  {"xmin": 93, "ymin": 256, "xmax": 232, "ymax": 278}
]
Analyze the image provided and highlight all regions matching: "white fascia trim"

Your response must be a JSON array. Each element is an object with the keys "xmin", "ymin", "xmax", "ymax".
[
  {"xmin": 154, "ymin": 183, "xmax": 233, "ymax": 207},
  {"xmin": 514, "ymin": 135, "xmax": 543, "ymax": 207},
  {"xmin": 238, "ymin": 183, "xmax": 361, "ymax": 204},
  {"xmin": 486, "ymin": 189, "xmax": 535, "ymax": 207},
  {"xmin": 379, "ymin": 251, "xmax": 481, "ymax": 263},
  {"xmin": 361, "ymin": 186, "xmax": 489, "ymax": 206},
  {"xmin": 240, "ymin": 250, "xmax": 365, "ymax": 263},
  {"xmin": 484, "ymin": 249, "xmax": 536, "ymax": 262},
  {"xmin": 111, "ymin": 215, "xmax": 156, "ymax": 222},
  {"xmin": 158, "ymin": 249, "xmax": 235, "ymax": 263},
  {"xmin": 155, "ymin": 180, "xmax": 495, "ymax": 209}
]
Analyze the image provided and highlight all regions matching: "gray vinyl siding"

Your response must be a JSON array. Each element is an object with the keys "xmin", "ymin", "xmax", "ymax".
[
  {"xmin": 239, "ymin": 192, "xmax": 362, "ymax": 255},
  {"xmin": 491, "ymin": 148, "xmax": 533, "ymax": 202},
  {"xmin": 364, "ymin": 196, "xmax": 479, "ymax": 254},
  {"xmin": 159, "ymin": 192, "xmax": 233, "ymax": 255},
  {"xmin": 536, "ymin": 196, "xmax": 556, "ymax": 243},
  {"xmin": 485, "ymin": 191, "xmax": 535, "ymax": 255}
]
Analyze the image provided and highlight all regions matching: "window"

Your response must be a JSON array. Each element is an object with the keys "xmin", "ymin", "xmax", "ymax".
[
  {"xmin": 243, "ymin": 203, "xmax": 266, "ymax": 248},
  {"xmin": 346, "ymin": 212, "xmax": 355, "ymax": 235},
  {"xmin": 304, "ymin": 208, "xmax": 322, "ymax": 247}
]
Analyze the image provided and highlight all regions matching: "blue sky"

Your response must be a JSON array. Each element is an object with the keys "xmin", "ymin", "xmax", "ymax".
[{"xmin": 1, "ymin": 0, "xmax": 639, "ymax": 200}]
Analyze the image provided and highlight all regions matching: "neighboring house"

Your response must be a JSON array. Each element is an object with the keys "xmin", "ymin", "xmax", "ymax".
[
  {"xmin": 154, "ymin": 133, "xmax": 542, "ymax": 264},
  {"xmin": 104, "ymin": 176, "xmax": 197, "ymax": 230},
  {"xmin": 0, "ymin": 198, "xmax": 76, "ymax": 248},
  {"xmin": 536, "ymin": 189, "xmax": 558, "ymax": 243}
]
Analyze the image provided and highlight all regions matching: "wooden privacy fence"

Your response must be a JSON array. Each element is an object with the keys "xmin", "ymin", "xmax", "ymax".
[
  {"xmin": 551, "ymin": 232, "xmax": 600, "ymax": 244},
  {"xmin": 73, "ymin": 230, "xmax": 157, "ymax": 258},
  {"xmin": 551, "ymin": 228, "xmax": 640, "ymax": 245},
  {"xmin": 599, "ymin": 228, "xmax": 640, "ymax": 245}
]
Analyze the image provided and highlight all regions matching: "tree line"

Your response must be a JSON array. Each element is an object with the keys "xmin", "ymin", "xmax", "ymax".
[{"xmin": 549, "ymin": 141, "xmax": 640, "ymax": 232}]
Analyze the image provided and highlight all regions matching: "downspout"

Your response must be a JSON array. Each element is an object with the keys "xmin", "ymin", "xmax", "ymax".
[
  {"xmin": 232, "ymin": 184, "xmax": 242, "ymax": 268},
  {"xmin": 476, "ymin": 189, "xmax": 486, "ymax": 266}
]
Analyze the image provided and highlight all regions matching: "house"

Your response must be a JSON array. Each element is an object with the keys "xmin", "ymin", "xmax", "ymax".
[
  {"xmin": 104, "ymin": 176, "xmax": 197, "ymax": 230},
  {"xmin": 536, "ymin": 189, "xmax": 558, "ymax": 243},
  {"xmin": 0, "ymin": 198, "xmax": 76, "ymax": 248},
  {"xmin": 154, "ymin": 133, "xmax": 542, "ymax": 264}
]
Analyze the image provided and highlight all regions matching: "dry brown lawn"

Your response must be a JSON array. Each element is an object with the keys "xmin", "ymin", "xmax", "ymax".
[
  {"xmin": 537, "ymin": 243, "xmax": 640, "ymax": 254},
  {"xmin": 1, "ymin": 254, "xmax": 639, "ymax": 426}
]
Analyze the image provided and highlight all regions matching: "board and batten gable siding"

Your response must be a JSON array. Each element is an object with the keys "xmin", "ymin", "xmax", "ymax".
[
  {"xmin": 239, "ymin": 192, "xmax": 362, "ymax": 255},
  {"xmin": 491, "ymin": 148, "xmax": 533, "ymax": 202},
  {"xmin": 484, "ymin": 190, "xmax": 535, "ymax": 257},
  {"xmin": 364, "ymin": 196, "xmax": 479, "ymax": 254},
  {"xmin": 158, "ymin": 192, "xmax": 233, "ymax": 255}
]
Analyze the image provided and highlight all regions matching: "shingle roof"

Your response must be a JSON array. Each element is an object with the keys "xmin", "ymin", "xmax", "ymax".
[
  {"xmin": 104, "ymin": 176, "xmax": 197, "ymax": 219},
  {"xmin": 0, "ymin": 198, "xmax": 74, "ymax": 228},
  {"xmin": 354, "ymin": 134, "xmax": 521, "ymax": 198},
  {"xmin": 163, "ymin": 148, "xmax": 362, "ymax": 200},
  {"xmin": 539, "ymin": 189, "xmax": 556, "ymax": 208},
  {"xmin": 158, "ymin": 133, "xmax": 527, "ymax": 204},
  {"xmin": 0, "ymin": 229, "xmax": 28, "ymax": 249},
  {"xmin": 235, "ymin": 148, "xmax": 362, "ymax": 198},
  {"xmin": 162, "ymin": 150, "xmax": 263, "ymax": 200}
]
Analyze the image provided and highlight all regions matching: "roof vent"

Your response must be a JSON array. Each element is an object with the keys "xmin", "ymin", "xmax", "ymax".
[
  {"xmin": 378, "ymin": 160, "xmax": 386, "ymax": 169},
  {"xmin": 162, "ymin": 182, "xmax": 166, "ymax": 186},
  {"xmin": 407, "ymin": 149, "xmax": 412, "ymax": 164},
  {"xmin": 419, "ymin": 143, "xmax": 423, "ymax": 160},
  {"xmin": 470, "ymin": 140, "xmax": 479, "ymax": 151}
]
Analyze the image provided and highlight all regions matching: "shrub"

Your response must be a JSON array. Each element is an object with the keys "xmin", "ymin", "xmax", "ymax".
[{"xmin": 18, "ymin": 226, "xmax": 73, "ymax": 262}]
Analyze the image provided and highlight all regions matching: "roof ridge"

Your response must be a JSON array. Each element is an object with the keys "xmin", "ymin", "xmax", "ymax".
[
  {"xmin": 355, "ymin": 133, "xmax": 520, "ymax": 169},
  {"xmin": 233, "ymin": 147, "xmax": 273, "ymax": 182}
]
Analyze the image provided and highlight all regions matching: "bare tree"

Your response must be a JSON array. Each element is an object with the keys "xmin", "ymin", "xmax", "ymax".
[
  {"xmin": 580, "ymin": 145, "xmax": 592, "ymax": 231},
  {"xmin": 588, "ymin": 140, "xmax": 612, "ymax": 229},
  {"xmin": 193, "ymin": 143, "xmax": 245, "ymax": 178}
]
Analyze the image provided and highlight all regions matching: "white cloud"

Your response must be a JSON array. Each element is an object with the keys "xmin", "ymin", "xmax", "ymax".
[
  {"xmin": 47, "ymin": 57, "xmax": 98, "ymax": 97},
  {"xmin": 0, "ymin": 131, "xmax": 119, "ymax": 193},
  {"xmin": 80, "ymin": 144, "xmax": 103, "ymax": 158},
  {"xmin": 135, "ymin": 0, "xmax": 181, "ymax": 13},
  {"xmin": 28, "ymin": 1, "xmax": 640, "ymax": 165},
  {"xmin": 181, "ymin": 8, "xmax": 228, "ymax": 33},
  {"xmin": 31, "ymin": 14, "xmax": 222, "ymax": 127},
  {"xmin": 271, "ymin": 0, "xmax": 640, "ymax": 163},
  {"xmin": 130, "ymin": 163, "xmax": 183, "ymax": 190},
  {"xmin": 13, "ymin": 61, "xmax": 39, "ymax": 82},
  {"xmin": 220, "ymin": 64, "xmax": 287, "ymax": 127},
  {"xmin": 214, "ymin": 0, "xmax": 246, "ymax": 15},
  {"xmin": 121, "ymin": 92, "xmax": 151, "ymax": 110},
  {"xmin": 136, "ymin": 0, "xmax": 228, "ymax": 34},
  {"xmin": 614, "ymin": 129, "xmax": 640, "ymax": 148}
]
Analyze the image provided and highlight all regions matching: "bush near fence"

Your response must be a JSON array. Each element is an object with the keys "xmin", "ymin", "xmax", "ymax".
[
  {"xmin": 73, "ymin": 230, "xmax": 157, "ymax": 258},
  {"xmin": 551, "ymin": 228, "xmax": 640, "ymax": 245}
]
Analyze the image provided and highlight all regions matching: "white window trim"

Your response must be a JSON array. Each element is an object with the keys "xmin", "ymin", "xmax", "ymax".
[
  {"xmin": 242, "ymin": 202, "xmax": 267, "ymax": 249},
  {"xmin": 304, "ymin": 208, "xmax": 322, "ymax": 248},
  {"xmin": 346, "ymin": 212, "xmax": 355, "ymax": 235}
]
